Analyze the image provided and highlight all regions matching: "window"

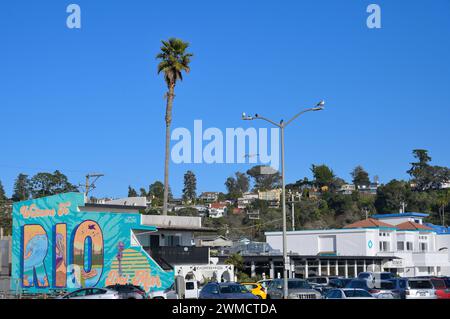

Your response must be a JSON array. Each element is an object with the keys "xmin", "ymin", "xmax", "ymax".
[
  {"xmin": 166, "ymin": 235, "xmax": 181, "ymax": 246},
  {"xmin": 379, "ymin": 241, "xmax": 389, "ymax": 252},
  {"xmin": 397, "ymin": 242, "xmax": 404, "ymax": 251},
  {"xmin": 186, "ymin": 282, "xmax": 195, "ymax": 290},
  {"xmin": 406, "ymin": 242, "xmax": 413, "ymax": 251},
  {"xmin": 90, "ymin": 288, "xmax": 106, "ymax": 295},
  {"xmin": 408, "ymin": 280, "xmax": 432, "ymax": 289},
  {"xmin": 344, "ymin": 290, "xmax": 372, "ymax": 298},
  {"xmin": 420, "ymin": 242, "xmax": 427, "ymax": 252}
]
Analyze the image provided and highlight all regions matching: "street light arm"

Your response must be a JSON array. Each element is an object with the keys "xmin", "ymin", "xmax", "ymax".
[
  {"xmin": 253, "ymin": 115, "xmax": 282, "ymax": 128},
  {"xmin": 284, "ymin": 107, "xmax": 321, "ymax": 127}
]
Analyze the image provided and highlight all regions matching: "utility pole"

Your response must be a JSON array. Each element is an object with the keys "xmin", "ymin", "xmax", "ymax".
[
  {"xmin": 83, "ymin": 173, "xmax": 104, "ymax": 201},
  {"xmin": 290, "ymin": 191, "xmax": 295, "ymax": 231}
]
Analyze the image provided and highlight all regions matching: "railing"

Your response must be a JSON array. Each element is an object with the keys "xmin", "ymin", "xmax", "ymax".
[{"xmin": 146, "ymin": 246, "xmax": 209, "ymax": 268}]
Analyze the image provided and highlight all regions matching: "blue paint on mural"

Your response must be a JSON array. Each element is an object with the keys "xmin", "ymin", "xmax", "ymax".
[{"xmin": 11, "ymin": 192, "xmax": 174, "ymax": 294}]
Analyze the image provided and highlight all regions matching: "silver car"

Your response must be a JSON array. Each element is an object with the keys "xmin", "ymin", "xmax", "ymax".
[
  {"xmin": 59, "ymin": 288, "xmax": 120, "ymax": 299},
  {"xmin": 325, "ymin": 288, "xmax": 375, "ymax": 299},
  {"xmin": 405, "ymin": 278, "xmax": 437, "ymax": 299},
  {"xmin": 267, "ymin": 279, "xmax": 322, "ymax": 299}
]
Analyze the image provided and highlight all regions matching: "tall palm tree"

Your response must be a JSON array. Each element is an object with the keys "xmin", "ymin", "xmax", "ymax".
[{"xmin": 156, "ymin": 38, "xmax": 193, "ymax": 215}]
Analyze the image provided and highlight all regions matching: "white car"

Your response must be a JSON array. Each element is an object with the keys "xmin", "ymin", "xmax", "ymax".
[
  {"xmin": 405, "ymin": 279, "xmax": 437, "ymax": 299},
  {"xmin": 325, "ymin": 288, "xmax": 375, "ymax": 299},
  {"xmin": 148, "ymin": 284, "xmax": 178, "ymax": 299},
  {"xmin": 59, "ymin": 288, "xmax": 119, "ymax": 299}
]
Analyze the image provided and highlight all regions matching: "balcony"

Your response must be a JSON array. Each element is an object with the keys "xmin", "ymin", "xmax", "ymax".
[{"xmin": 146, "ymin": 246, "xmax": 209, "ymax": 270}]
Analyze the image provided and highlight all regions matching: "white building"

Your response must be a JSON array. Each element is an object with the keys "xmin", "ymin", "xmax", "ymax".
[
  {"xmin": 237, "ymin": 193, "xmax": 258, "ymax": 209},
  {"xmin": 265, "ymin": 212, "xmax": 450, "ymax": 278}
]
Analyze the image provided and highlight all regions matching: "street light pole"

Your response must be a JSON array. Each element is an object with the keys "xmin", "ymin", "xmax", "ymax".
[{"xmin": 242, "ymin": 100, "xmax": 325, "ymax": 299}]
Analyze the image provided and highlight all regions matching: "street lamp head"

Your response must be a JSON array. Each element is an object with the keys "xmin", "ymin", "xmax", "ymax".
[
  {"xmin": 313, "ymin": 100, "xmax": 325, "ymax": 111},
  {"xmin": 242, "ymin": 112, "xmax": 253, "ymax": 120}
]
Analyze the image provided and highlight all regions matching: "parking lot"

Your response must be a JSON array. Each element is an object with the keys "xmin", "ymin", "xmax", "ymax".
[{"xmin": 2, "ymin": 272, "xmax": 449, "ymax": 300}]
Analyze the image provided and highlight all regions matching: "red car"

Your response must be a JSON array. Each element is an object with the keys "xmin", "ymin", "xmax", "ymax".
[{"xmin": 430, "ymin": 277, "xmax": 450, "ymax": 299}]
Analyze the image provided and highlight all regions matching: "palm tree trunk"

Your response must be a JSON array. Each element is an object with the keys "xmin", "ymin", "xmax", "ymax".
[{"xmin": 163, "ymin": 86, "xmax": 175, "ymax": 215}]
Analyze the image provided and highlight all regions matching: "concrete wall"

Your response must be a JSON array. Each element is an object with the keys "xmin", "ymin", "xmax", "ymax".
[
  {"xmin": 266, "ymin": 229, "xmax": 377, "ymax": 256},
  {"xmin": 0, "ymin": 237, "xmax": 11, "ymax": 276},
  {"xmin": 141, "ymin": 215, "xmax": 202, "ymax": 229}
]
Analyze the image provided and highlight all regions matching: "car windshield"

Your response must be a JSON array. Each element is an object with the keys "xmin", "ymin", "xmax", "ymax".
[
  {"xmin": 380, "ymin": 281, "xmax": 394, "ymax": 289},
  {"xmin": 344, "ymin": 290, "xmax": 372, "ymax": 298},
  {"xmin": 431, "ymin": 279, "xmax": 446, "ymax": 289},
  {"xmin": 315, "ymin": 278, "xmax": 327, "ymax": 284},
  {"xmin": 347, "ymin": 281, "xmax": 367, "ymax": 289},
  {"xmin": 358, "ymin": 273, "xmax": 370, "ymax": 279},
  {"xmin": 443, "ymin": 278, "xmax": 450, "ymax": 288},
  {"xmin": 288, "ymin": 281, "xmax": 310, "ymax": 289},
  {"xmin": 409, "ymin": 280, "xmax": 433, "ymax": 289},
  {"xmin": 220, "ymin": 285, "xmax": 248, "ymax": 294}
]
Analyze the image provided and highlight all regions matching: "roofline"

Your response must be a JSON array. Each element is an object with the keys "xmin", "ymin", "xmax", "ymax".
[
  {"xmin": 83, "ymin": 203, "xmax": 146, "ymax": 210},
  {"xmin": 372, "ymin": 213, "xmax": 429, "ymax": 218}
]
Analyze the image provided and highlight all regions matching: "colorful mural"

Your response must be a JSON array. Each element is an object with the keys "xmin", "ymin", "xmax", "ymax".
[{"xmin": 11, "ymin": 192, "xmax": 174, "ymax": 294}]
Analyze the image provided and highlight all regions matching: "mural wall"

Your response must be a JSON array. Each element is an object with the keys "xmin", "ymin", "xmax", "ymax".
[{"xmin": 11, "ymin": 192, "xmax": 174, "ymax": 294}]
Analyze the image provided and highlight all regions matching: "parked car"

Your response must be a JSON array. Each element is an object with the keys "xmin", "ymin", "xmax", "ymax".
[
  {"xmin": 389, "ymin": 278, "xmax": 409, "ymax": 299},
  {"xmin": 307, "ymin": 277, "xmax": 336, "ymax": 295},
  {"xmin": 105, "ymin": 284, "xmax": 147, "ymax": 299},
  {"xmin": 257, "ymin": 279, "xmax": 272, "ymax": 291},
  {"xmin": 404, "ymin": 278, "xmax": 437, "ymax": 299},
  {"xmin": 59, "ymin": 288, "xmax": 119, "ymax": 299},
  {"xmin": 325, "ymin": 288, "xmax": 375, "ymax": 299},
  {"xmin": 346, "ymin": 279, "xmax": 400, "ymax": 299},
  {"xmin": 266, "ymin": 279, "xmax": 322, "ymax": 299},
  {"xmin": 307, "ymin": 276, "xmax": 330, "ymax": 287},
  {"xmin": 328, "ymin": 278, "xmax": 353, "ymax": 288},
  {"xmin": 241, "ymin": 282, "xmax": 267, "ymax": 299},
  {"xmin": 199, "ymin": 282, "xmax": 258, "ymax": 299},
  {"xmin": 148, "ymin": 283, "xmax": 178, "ymax": 299},
  {"xmin": 429, "ymin": 277, "xmax": 450, "ymax": 299},
  {"xmin": 357, "ymin": 272, "xmax": 393, "ymax": 282}
]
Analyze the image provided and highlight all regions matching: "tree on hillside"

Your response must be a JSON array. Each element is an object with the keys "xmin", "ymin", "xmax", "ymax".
[
  {"xmin": 374, "ymin": 179, "xmax": 411, "ymax": 214},
  {"xmin": 182, "ymin": 170, "xmax": 197, "ymax": 203},
  {"xmin": 156, "ymin": 38, "xmax": 193, "ymax": 215},
  {"xmin": 29, "ymin": 171, "xmax": 78, "ymax": 199},
  {"xmin": 247, "ymin": 165, "xmax": 281, "ymax": 191},
  {"xmin": 12, "ymin": 173, "xmax": 30, "ymax": 202},
  {"xmin": 128, "ymin": 186, "xmax": 138, "ymax": 197},
  {"xmin": 351, "ymin": 165, "xmax": 370, "ymax": 188},
  {"xmin": 139, "ymin": 188, "xmax": 147, "ymax": 197},
  {"xmin": 407, "ymin": 149, "xmax": 450, "ymax": 191},
  {"xmin": 225, "ymin": 172, "xmax": 250, "ymax": 199},
  {"xmin": 311, "ymin": 164, "xmax": 339, "ymax": 191},
  {"xmin": 0, "ymin": 181, "xmax": 6, "ymax": 201}
]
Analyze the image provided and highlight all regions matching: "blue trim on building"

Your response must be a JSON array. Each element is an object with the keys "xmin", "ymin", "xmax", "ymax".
[{"xmin": 372, "ymin": 212, "xmax": 429, "ymax": 219}]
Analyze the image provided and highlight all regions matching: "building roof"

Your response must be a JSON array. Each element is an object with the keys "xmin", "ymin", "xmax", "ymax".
[
  {"xmin": 343, "ymin": 218, "xmax": 395, "ymax": 229},
  {"xmin": 396, "ymin": 221, "xmax": 433, "ymax": 231},
  {"xmin": 425, "ymin": 223, "xmax": 450, "ymax": 234},
  {"xmin": 372, "ymin": 212, "xmax": 429, "ymax": 219},
  {"xmin": 210, "ymin": 202, "xmax": 228, "ymax": 209}
]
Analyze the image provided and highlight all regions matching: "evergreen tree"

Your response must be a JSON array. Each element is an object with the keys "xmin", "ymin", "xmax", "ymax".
[
  {"xmin": 29, "ymin": 170, "xmax": 78, "ymax": 199},
  {"xmin": 182, "ymin": 170, "xmax": 197, "ymax": 202},
  {"xmin": 0, "ymin": 180, "xmax": 6, "ymax": 201},
  {"xmin": 12, "ymin": 173, "xmax": 30, "ymax": 202},
  {"xmin": 351, "ymin": 165, "xmax": 371, "ymax": 188},
  {"xmin": 128, "ymin": 186, "xmax": 138, "ymax": 197}
]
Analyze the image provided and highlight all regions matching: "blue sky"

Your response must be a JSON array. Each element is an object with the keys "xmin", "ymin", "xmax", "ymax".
[{"xmin": 1, "ymin": 0, "xmax": 449, "ymax": 199}]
